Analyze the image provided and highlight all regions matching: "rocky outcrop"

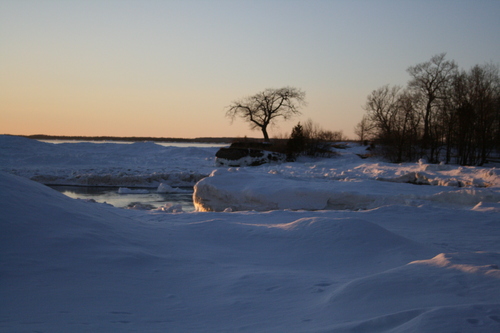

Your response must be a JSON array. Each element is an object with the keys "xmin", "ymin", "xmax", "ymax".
[{"xmin": 215, "ymin": 142, "xmax": 287, "ymax": 167}]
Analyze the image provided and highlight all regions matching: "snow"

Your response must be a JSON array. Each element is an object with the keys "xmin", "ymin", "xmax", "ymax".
[
  {"xmin": 193, "ymin": 168, "xmax": 500, "ymax": 212},
  {"xmin": 1, "ymin": 135, "xmax": 499, "ymax": 332},
  {"xmin": 0, "ymin": 135, "xmax": 218, "ymax": 187},
  {"xmin": 194, "ymin": 146, "xmax": 500, "ymax": 212}
]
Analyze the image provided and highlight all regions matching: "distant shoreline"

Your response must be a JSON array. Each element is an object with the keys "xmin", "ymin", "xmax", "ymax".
[{"xmin": 14, "ymin": 134, "xmax": 261, "ymax": 144}]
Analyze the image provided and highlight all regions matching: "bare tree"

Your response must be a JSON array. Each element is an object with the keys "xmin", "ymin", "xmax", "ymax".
[
  {"xmin": 364, "ymin": 85, "xmax": 402, "ymax": 140},
  {"xmin": 359, "ymin": 55, "xmax": 499, "ymax": 165},
  {"xmin": 407, "ymin": 53, "xmax": 458, "ymax": 156},
  {"xmin": 226, "ymin": 87, "xmax": 306, "ymax": 142},
  {"xmin": 318, "ymin": 129, "xmax": 345, "ymax": 142},
  {"xmin": 364, "ymin": 85, "xmax": 423, "ymax": 161},
  {"xmin": 354, "ymin": 115, "xmax": 374, "ymax": 143},
  {"xmin": 391, "ymin": 89, "xmax": 422, "ymax": 161},
  {"xmin": 301, "ymin": 118, "xmax": 322, "ymax": 140},
  {"xmin": 300, "ymin": 118, "xmax": 345, "ymax": 142},
  {"xmin": 451, "ymin": 63, "xmax": 500, "ymax": 165}
]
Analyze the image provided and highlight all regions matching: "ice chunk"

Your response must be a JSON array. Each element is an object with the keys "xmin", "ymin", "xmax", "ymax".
[
  {"xmin": 118, "ymin": 187, "xmax": 150, "ymax": 194},
  {"xmin": 156, "ymin": 203, "xmax": 184, "ymax": 213},
  {"xmin": 156, "ymin": 183, "xmax": 188, "ymax": 193}
]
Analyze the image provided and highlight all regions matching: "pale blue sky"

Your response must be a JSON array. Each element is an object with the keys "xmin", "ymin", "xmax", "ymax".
[{"xmin": 1, "ymin": 0, "xmax": 499, "ymax": 139}]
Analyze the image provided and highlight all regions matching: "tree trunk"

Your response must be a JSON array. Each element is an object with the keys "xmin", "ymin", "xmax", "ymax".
[
  {"xmin": 262, "ymin": 126, "xmax": 270, "ymax": 142},
  {"xmin": 422, "ymin": 99, "xmax": 432, "ymax": 149}
]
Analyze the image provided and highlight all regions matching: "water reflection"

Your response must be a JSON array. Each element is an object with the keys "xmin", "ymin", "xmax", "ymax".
[{"xmin": 49, "ymin": 185, "xmax": 195, "ymax": 211}]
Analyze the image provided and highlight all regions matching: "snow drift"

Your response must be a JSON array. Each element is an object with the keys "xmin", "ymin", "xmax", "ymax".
[{"xmin": 1, "ymin": 170, "xmax": 500, "ymax": 332}]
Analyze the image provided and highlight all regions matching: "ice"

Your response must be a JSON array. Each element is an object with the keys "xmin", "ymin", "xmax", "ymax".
[
  {"xmin": 1, "ymin": 135, "xmax": 499, "ymax": 332},
  {"xmin": 155, "ymin": 202, "xmax": 184, "ymax": 213},
  {"xmin": 117, "ymin": 187, "xmax": 150, "ymax": 194},
  {"xmin": 156, "ymin": 183, "xmax": 188, "ymax": 193}
]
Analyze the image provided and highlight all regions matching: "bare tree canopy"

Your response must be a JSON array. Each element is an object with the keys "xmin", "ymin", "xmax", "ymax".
[
  {"xmin": 226, "ymin": 87, "xmax": 306, "ymax": 141},
  {"xmin": 407, "ymin": 53, "xmax": 458, "ymax": 149},
  {"xmin": 360, "ymin": 54, "xmax": 500, "ymax": 165}
]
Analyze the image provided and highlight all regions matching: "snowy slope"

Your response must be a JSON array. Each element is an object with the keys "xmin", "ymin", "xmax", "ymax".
[
  {"xmin": 1, "ymin": 172, "xmax": 499, "ymax": 332},
  {"xmin": 1, "ymin": 136, "xmax": 500, "ymax": 332}
]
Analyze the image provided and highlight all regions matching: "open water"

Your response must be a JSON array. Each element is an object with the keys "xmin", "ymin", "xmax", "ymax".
[{"xmin": 49, "ymin": 185, "xmax": 195, "ymax": 211}]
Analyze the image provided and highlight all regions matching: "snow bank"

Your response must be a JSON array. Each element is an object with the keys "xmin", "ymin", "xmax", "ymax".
[
  {"xmin": 192, "ymin": 142, "xmax": 499, "ymax": 212},
  {"xmin": 193, "ymin": 167, "xmax": 500, "ymax": 212},
  {"xmin": 194, "ymin": 168, "xmax": 336, "ymax": 211},
  {"xmin": 372, "ymin": 160, "xmax": 500, "ymax": 188}
]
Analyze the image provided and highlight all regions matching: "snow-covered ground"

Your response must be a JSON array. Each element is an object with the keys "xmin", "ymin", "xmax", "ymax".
[{"xmin": 1, "ymin": 135, "xmax": 499, "ymax": 332}]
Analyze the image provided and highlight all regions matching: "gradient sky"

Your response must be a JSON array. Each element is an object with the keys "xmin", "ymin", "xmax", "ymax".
[{"xmin": 1, "ymin": 0, "xmax": 499, "ymax": 139}]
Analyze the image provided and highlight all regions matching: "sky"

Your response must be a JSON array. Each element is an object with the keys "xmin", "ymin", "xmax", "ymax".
[{"xmin": 1, "ymin": 0, "xmax": 499, "ymax": 140}]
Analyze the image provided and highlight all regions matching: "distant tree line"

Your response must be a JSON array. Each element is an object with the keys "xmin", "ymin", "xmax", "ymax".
[{"xmin": 356, "ymin": 53, "xmax": 500, "ymax": 165}]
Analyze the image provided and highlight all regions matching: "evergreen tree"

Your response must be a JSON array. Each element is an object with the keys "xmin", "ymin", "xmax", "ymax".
[{"xmin": 286, "ymin": 122, "xmax": 306, "ymax": 159}]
